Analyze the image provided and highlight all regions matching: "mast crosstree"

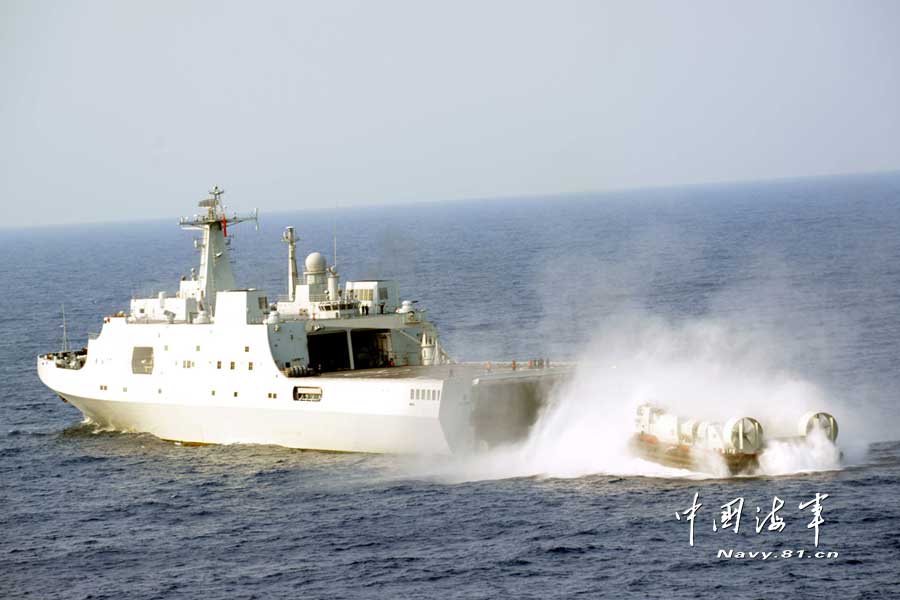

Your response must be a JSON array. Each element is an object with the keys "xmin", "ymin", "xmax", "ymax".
[{"xmin": 178, "ymin": 186, "xmax": 258, "ymax": 312}]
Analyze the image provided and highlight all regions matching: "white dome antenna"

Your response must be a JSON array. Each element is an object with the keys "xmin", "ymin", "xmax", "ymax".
[{"xmin": 304, "ymin": 252, "xmax": 327, "ymax": 274}]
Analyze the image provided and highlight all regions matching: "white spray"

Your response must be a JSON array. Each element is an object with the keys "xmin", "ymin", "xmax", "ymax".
[{"xmin": 407, "ymin": 310, "xmax": 855, "ymax": 483}]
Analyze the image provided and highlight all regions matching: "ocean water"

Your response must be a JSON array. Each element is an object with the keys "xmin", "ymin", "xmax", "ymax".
[{"xmin": 2, "ymin": 173, "xmax": 900, "ymax": 599}]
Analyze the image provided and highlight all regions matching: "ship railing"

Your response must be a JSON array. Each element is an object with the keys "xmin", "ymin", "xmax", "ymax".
[{"xmin": 457, "ymin": 359, "xmax": 576, "ymax": 373}]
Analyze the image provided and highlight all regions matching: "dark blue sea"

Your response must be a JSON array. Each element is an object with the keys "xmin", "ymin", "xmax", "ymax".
[{"xmin": 2, "ymin": 173, "xmax": 900, "ymax": 599}]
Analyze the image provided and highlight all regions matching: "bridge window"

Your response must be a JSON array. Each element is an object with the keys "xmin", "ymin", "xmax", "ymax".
[{"xmin": 131, "ymin": 347, "xmax": 154, "ymax": 374}]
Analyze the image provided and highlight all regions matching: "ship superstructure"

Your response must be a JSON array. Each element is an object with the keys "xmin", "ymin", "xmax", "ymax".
[{"xmin": 37, "ymin": 188, "xmax": 566, "ymax": 453}]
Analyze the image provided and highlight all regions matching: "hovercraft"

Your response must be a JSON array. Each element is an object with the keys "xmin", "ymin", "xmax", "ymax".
[{"xmin": 630, "ymin": 403, "xmax": 839, "ymax": 475}]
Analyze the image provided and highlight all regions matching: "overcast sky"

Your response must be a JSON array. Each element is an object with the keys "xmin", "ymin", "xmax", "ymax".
[{"xmin": 2, "ymin": 0, "xmax": 899, "ymax": 227}]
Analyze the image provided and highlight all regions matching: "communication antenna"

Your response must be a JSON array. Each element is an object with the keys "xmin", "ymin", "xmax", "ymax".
[{"xmin": 61, "ymin": 304, "xmax": 70, "ymax": 353}]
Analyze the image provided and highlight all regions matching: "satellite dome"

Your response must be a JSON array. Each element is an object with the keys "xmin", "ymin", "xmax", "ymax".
[{"xmin": 305, "ymin": 252, "xmax": 327, "ymax": 273}]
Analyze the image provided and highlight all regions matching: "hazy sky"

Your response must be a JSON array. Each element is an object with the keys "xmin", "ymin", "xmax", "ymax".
[{"xmin": 3, "ymin": 0, "xmax": 899, "ymax": 227}]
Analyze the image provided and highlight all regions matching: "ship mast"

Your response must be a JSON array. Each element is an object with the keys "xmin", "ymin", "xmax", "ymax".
[
  {"xmin": 61, "ymin": 304, "xmax": 70, "ymax": 352},
  {"xmin": 179, "ymin": 186, "xmax": 257, "ymax": 313},
  {"xmin": 282, "ymin": 226, "xmax": 298, "ymax": 302}
]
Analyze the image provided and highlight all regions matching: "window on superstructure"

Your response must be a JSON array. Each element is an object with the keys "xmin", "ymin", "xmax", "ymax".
[
  {"xmin": 409, "ymin": 389, "xmax": 414, "ymax": 400},
  {"xmin": 217, "ymin": 361, "xmax": 222, "ymax": 369},
  {"xmin": 248, "ymin": 362, "xmax": 253, "ymax": 371},
  {"xmin": 211, "ymin": 390, "xmax": 216, "ymax": 396},
  {"xmin": 230, "ymin": 361, "xmax": 235, "ymax": 370},
  {"xmin": 131, "ymin": 347, "xmax": 154, "ymax": 374},
  {"xmin": 379, "ymin": 287, "xmax": 388, "ymax": 300},
  {"xmin": 293, "ymin": 386, "xmax": 322, "ymax": 402},
  {"xmin": 234, "ymin": 391, "xmax": 238, "ymax": 397},
  {"xmin": 196, "ymin": 345, "xmax": 200, "ymax": 352},
  {"xmin": 244, "ymin": 346, "xmax": 249, "ymax": 353}
]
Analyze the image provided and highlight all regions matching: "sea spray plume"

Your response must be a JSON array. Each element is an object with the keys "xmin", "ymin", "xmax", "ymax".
[
  {"xmin": 515, "ymin": 311, "xmax": 845, "ymax": 478},
  {"xmin": 404, "ymin": 310, "xmax": 847, "ymax": 483},
  {"xmin": 757, "ymin": 426, "xmax": 842, "ymax": 476}
]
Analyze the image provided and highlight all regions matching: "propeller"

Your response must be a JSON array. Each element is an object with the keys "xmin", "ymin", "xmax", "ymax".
[
  {"xmin": 723, "ymin": 417, "xmax": 764, "ymax": 453},
  {"xmin": 798, "ymin": 412, "xmax": 839, "ymax": 442}
]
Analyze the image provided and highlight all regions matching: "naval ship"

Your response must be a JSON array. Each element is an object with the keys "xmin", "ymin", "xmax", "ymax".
[{"xmin": 37, "ymin": 188, "xmax": 568, "ymax": 454}]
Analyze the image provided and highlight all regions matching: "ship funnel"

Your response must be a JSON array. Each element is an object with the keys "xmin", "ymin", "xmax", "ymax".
[{"xmin": 798, "ymin": 412, "xmax": 839, "ymax": 442}]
